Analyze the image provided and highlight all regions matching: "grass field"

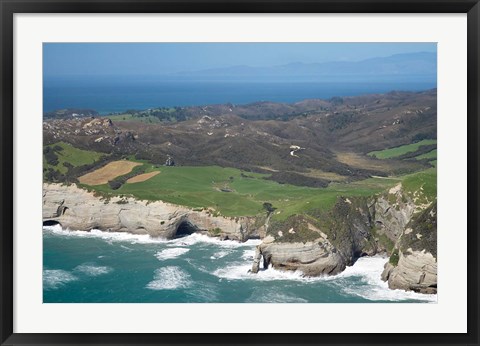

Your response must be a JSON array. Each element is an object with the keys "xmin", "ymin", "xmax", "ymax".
[
  {"xmin": 44, "ymin": 142, "xmax": 436, "ymax": 219},
  {"xmin": 78, "ymin": 160, "xmax": 142, "ymax": 185},
  {"xmin": 80, "ymin": 162, "xmax": 435, "ymax": 219},
  {"xmin": 415, "ymin": 149, "xmax": 437, "ymax": 161},
  {"xmin": 401, "ymin": 167, "xmax": 437, "ymax": 204},
  {"xmin": 43, "ymin": 142, "xmax": 104, "ymax": 174},
  {"xmin": 368, "ymin": 139, "xmax": 437, "ymax": 159}
]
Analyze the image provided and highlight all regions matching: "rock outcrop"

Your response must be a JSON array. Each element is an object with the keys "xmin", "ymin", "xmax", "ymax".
[
  {"xmin": 381, "ymin": 202, "xmax": 437, "ymax": 294},
  {"xmin": 373, "ymin": 183, "xmax": 416, "ymax": 242},
  {"xmin": 382, "ymin": 250, "xmax": 437, "ymax": 294},
  {"xmin": 251, "ymin": 235, "xmax": 345, "ymax": 276},
  {"xmin": 43, "ymin": 183, "xmax": 259, "ymax": 241},
  {"xmin": 251, "ymin": 197, "xmax": 376, "ymax": 276},
  {"xmin": 251, "ymin": 185, "xmax": 437, "ymax": 295}
]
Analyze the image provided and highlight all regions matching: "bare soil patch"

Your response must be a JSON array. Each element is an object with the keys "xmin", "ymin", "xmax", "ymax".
[
  {"xmin": 335, "ymin": 152, "xmax": 395, "ymax": 172},
  {"xmin": 78, "ymin": 161, "xmax": 141, "ymax": 185},
  {"xmin": 126, "ymin": 171, "xmax": 160, "ymax": 184},
  {"xmin": 299, "ymin": 169, "xmax": 347, "ymax": 182}
]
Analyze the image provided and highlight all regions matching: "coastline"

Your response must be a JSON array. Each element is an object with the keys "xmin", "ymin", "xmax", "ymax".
[
  {"xmin": 43, "ymin": 181, "xmax": 437, "ymax": 295},
  {"xmin": 43, "ymin": 224, "xmax": 437, "ymax": 303}
]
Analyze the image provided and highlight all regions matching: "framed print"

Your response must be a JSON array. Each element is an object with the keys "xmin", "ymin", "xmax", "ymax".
[{"xmin": 1, "ymin": 0, "xmax": 479, "ymax": 345}]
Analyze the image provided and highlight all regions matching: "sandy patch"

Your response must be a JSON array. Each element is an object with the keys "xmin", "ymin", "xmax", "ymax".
[
  {"xmin": 78, "ymin": 161, "xmax": 141, "ymax": 185},
  {"xmin": 126, "ymin": 171, "xmax": 160, "ymax": 184}
]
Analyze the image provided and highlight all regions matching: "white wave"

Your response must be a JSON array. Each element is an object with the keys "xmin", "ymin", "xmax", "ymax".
[
  {"xmin": 43, "ymin": 225, "xmax": 261, "ymax": 248},
  {"xmin": 332, "ymin": 256, "xmax": 437, "ymax": 303},
  {"xmin": 155, "ymin": 248, "xmax": 190, "ymax": 260},
  {"xmin": 145, "ymin": 266, "xmax": 191, "ymax": 290},
  {"xmin": 43, "ymin": 269, "xmax": 78, "ymax": 290},
  {"xmin": 74, "ymin": 264, "xmax": 113, "ymax": 277},
  {"xmin": 213, "ymin": 262, "xmax": 322, "ymax": 282},
  {"xmin": 168, "ymin": 233, "xmax": 261, "ymax": 248},
  {"xmin": 210, "ymin": 250, "xmax": 232, "ymax": 260},
  {"xmin": 213, "ymin": 256, "xmax": 437, "ymax": 302},
  {"xmin": 241, "ymin": 249, "xmax": 256, "ymax": 261},
  {"xmin": 43, "ymin": 225, "xmax": 169, "ymax": 244},
  {"xmin": 246, "ymin": 292, "xmax": 308, "ymax": 303}
]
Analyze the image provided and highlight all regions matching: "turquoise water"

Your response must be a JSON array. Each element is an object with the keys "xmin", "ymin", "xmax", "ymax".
[{"xmin": 43, "ymin": 225, "xmax": 436, "ymax": 304}]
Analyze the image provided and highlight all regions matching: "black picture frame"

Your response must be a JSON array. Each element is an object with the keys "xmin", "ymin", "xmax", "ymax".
[{"xmin": 1, "ymin": 1, "xmax": 479, "ymax": 345}]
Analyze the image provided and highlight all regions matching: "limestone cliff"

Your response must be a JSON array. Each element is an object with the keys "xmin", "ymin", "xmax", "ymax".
[
  {"xmin": 43, "ymin": 183, "xmax": 260, "ymax": 241},
  {"xmin": 43, "ymin": 182, "xmax": 437, "ymax": 294},
  {"xmin": 250, "ymin": 183, "xmax": 437, "ymax": 295},
  {"xmin": 251, "ymin": 233, "xmax": 346, "ymax": 276},
  {"xmin": 251, "ymin": 197, "xmax": 376, "ymax": 277},
  {"xmin": 381, "ymin": 202, "xmax": 437, "ymax": 294}
]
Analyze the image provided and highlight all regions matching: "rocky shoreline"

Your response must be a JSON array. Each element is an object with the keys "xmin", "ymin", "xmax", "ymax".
[
  {"xmin": 43, "ymin": 183, "xmax": 261, "ymax": 241},
  {"xmin": 43, "ymin": 183, "xmax": 437, "ymax": 294}
]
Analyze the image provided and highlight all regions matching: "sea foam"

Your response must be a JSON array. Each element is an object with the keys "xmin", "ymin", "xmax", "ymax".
[
  {"xmin": 331, "ymin": 256, "xmax": 437, "ymax": 303},
  {"xmin": 145, "ymin": 266, "xmax": 192, "ymax": 290},
  {"xmin": 212, "ymin": 262, "xmax": 317, "ymax": 282},
  {"xmin": 74, "ymin": 263, "xmax": 113, "ymax": 277},
  {"xmin": 213, "ymin": 255, "xmax": 437, "ymax": 302},
  {"xmin": 168, "ymin": 233, "xmax": 261, "ymax": 248},
  {"xmin": 43, "ymin": 225, "xmax": 261, "ymax": 247},
  {"xmin": 43, "ymin": 269, "xmax": 78, "ymax": 290},
  {"xmin": 43, "ymin": 225, "xmax": 169, "ymax": 244},
  {"xmin": 155, "ymin": 248, "xmax": 190, "ymax": 261},
  {"xmin": 210, "ymin": 250, "xmax": 232, "ymax": 260}
]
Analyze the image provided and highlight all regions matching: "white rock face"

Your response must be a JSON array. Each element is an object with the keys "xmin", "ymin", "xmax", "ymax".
[
  {"xmin": 383, "ymin": 249, "xmax": 437, "ymax": 294},
  {"xmin": 251, "ymin": 233, "xmax": 345, "ymax": 276},
  {"xmin": 43, "ymin": 183, "xmax": 258, "ymax": 241},
  {"xmin": 374, "ymin": 194, "xmax": 416, "ymax": 241}
]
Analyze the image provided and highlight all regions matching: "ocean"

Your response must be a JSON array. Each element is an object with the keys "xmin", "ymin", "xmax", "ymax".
[
  {"xmin": 43, "ymin": 79, "xmax": 436, "ymax": 114},
  {"xmin": 43, "ymin": 225, "xmax": 436, "ymax": 303}
]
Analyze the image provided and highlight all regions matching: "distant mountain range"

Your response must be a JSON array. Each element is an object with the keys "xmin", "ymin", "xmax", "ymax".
[{"xmin": 172, "ymin": 52, "xmax": 436, "ymax": 83}]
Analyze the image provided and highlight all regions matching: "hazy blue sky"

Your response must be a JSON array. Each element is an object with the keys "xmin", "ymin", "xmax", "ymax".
[{"xmin": 43, "ymin": 43, "xmax": 436, "ymax": 77}]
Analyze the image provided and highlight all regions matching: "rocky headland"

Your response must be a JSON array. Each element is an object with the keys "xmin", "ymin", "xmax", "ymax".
[
  {"xmin": 251, "ymin": 183, "xmax": 437, "ymax": 294},
  {"xmin": 43, "ymin": 181, "xmax": 436, "ymax": 294},
  {"xmin": 43, "ymin": 183, "xmax": 261, "ymax": 241}
]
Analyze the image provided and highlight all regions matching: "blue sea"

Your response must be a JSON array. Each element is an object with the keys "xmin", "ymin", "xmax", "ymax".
[
  {"xmin": 43, "ymin": 225, "xmax": 436, "ymax": 303},
  {"xmin": 43, "ymin": 78, "xmax": 435, "ymax": 114}
]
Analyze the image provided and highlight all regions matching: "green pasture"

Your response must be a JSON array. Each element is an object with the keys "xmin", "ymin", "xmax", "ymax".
[
  {"xmin": 44, "ymin": 142, "xmax": 104, "ymax": 173},
  {"xmin": 415, "ymin": 149, "xmax": 437, "ymax": 161},
  {"xmin": 81, "ymin": 163, "xmax": 436, "ymax": 219},
  {"xmin": 368, "ymin": 139, "xmax": 437, "ymax": 159}
]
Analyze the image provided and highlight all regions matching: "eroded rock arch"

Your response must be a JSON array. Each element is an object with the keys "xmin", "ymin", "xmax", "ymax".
[
  {"xmin": 174, "ymin": 219, "xmax": 200, "ymax": 238},
  {"xmin": 43, "ymin": 220, "xmax": 62, "ymax": 227}
]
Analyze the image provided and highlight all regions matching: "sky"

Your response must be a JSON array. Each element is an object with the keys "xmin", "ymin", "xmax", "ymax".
[{"xmin": 43, "ymin": 43, "xmax": 436, "ymax": 77}]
